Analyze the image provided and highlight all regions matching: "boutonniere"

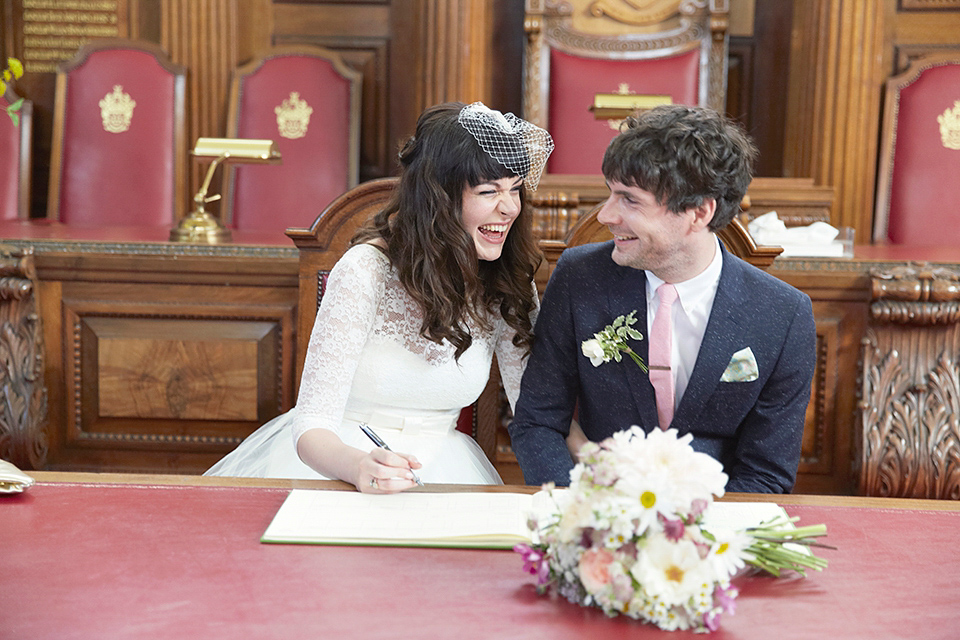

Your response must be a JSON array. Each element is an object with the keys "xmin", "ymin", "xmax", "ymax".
[{"xmin": 580, "ymin": 311, "xmax": 647, "ymax": 372}]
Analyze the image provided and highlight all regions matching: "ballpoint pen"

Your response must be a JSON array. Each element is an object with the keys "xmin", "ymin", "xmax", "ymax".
[{"xmin": 357, "ymin": 422, "xmax": 424, "ymax": 486}]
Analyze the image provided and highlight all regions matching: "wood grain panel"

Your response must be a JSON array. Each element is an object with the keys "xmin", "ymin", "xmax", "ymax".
[{"xmin": 93, "ymin": 317, "xmax": 267, "ymax": 421}]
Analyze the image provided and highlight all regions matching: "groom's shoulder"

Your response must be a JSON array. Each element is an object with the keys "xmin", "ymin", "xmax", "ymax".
[{"xmin": 557, "ymin": 240, "xmax": 618, "ymax": 270}]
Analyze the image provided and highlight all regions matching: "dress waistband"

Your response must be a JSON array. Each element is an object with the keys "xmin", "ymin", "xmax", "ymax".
[{"xmin": 342, "ymin": 409, "xmax": 456, "ymax": 436}]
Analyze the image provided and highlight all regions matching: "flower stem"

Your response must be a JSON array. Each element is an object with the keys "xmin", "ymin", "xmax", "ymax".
[{"xmin": 624, "ymin": 348, "xmax": 648, "ymax": 372}]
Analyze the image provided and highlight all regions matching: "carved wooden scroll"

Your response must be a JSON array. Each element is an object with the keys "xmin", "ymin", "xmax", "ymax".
[
  {"xmin": 0, "ymin": 245, "xmax": 48, "ymax": 470},
  {"xmin": 859, "ymin": 263, "xmax": 960, "ymax": 499}
]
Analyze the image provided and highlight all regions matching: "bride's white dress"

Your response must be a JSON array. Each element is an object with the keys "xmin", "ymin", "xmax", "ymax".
[{"xmin": 205, "ymin": 244, "xmax": 531, "ymax": 484}]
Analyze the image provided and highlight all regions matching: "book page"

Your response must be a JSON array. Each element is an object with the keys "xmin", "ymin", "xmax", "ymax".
[
  {"xmin": 261, "ymin": 490, "xmax": 542, "ymax": 549},
  {"xmin": 703, "ymin": 501, "xmax": 790, "ymax": 530}
]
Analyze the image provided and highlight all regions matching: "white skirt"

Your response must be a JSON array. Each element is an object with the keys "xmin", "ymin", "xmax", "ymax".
[{"xmin": 204, "ymin": 409, "xmax": 502, "ymax": 485}]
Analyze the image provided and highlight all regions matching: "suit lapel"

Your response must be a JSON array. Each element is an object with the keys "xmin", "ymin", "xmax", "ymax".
[
  {"xmin": 606, "ymin": 266, "xmax": 660, "ymax": 430},
  {"xmin": 672, "ymin": 249, "xmax": 750, "ymax": 429}
]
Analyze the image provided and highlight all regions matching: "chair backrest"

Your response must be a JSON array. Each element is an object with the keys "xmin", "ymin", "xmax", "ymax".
[
  {"xmin": 540, "ymin": 203, "xmax": 782, "ymax": 280},
  {"xmin": 874, "ymin": 53, "xmax": 960, "ymax": 245},
  {"xmin": 524, "ymin": 0, "xmax": 728, "ymax": 175},
  {"xmin": 47, "ymin": 39, "xmax": 186, "ymax": 226},
  {"xmin": 1, "ymin": 86, "xmax": 32, "ymax": 221},
  {"xmin": 222, "ymin": 45, "xmax": 362, "ymax": 234}
]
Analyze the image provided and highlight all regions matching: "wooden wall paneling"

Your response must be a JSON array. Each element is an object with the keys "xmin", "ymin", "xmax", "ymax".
[
  {"xmin": 161, "ymin": 0, "xmax": 244, "ymax": 211},
  {"xmin": 890, "ymin": 10, "xmax": 960, "ymax": 71},
  {"xmin": 743, "ymin": 0, "xmax": 793, "ymax": 178},
  {"xmin": 785, "ymin": 0, "xmax": 886, "ymax": 241},
  {"xmin": 725, "ymin": 40, "xmax": 753, "ymax": 123}
]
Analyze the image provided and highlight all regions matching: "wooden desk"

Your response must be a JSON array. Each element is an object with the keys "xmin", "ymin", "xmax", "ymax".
[
  {"xmin": 3, "ymin": 473, "xmax": 958, "ymax": 639},
  {"xmin": 0, "ymin": 221, "xmax": 299, "ymax": 475}
]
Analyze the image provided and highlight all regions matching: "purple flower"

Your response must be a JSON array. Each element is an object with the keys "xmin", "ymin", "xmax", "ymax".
[
  {"xmin": 659, "ymin": 513, "xmax": 686, "ymax": 541},
  {"xmin": 716, "ymin": 584, "xmax": 738, "ymax": 613},
  {"xmin": 703, "ymin": 583, "xmax": 739, "ymax": 631},
  {"xmin": 514, "ymin": 543, "xmax": 551, "ymax": 586}
]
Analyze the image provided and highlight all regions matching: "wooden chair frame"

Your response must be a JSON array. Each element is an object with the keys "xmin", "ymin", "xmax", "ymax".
[
  {"xmin": 2, "ymin": 85, "xmax": 32, "ymax": 220},
  {"xmin": 540, "ymin": 204, "xmax": 782, "ymax": 276},
  {"xmin": 873, "ymin": 52, "xmax": 960, "ymax": 243},
  {"xmin": 47, "ymin": 38, "xmax": 186, "ymax": 224}
]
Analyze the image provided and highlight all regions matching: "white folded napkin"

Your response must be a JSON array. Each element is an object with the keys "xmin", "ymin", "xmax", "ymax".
[
  {"xmin": 748, "ymin": 211, "xmax": 846, "ymax": 257},
  {"xmin": 0, "ymin": 459, "xmax": 35, "ymax": 494}
]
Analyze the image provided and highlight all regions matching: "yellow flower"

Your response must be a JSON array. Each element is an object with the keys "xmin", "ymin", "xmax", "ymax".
[{"xmin": 8, "ymin": 57, "xmax": 24, "ymax": 80}]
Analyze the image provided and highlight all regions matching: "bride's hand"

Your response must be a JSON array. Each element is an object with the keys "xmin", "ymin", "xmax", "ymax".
[
  {"xmin": 358, "ymin": 448, "xmax": 422, "ymax": 494},
  {"xmin": 566, "ymin": 419, "xmax": 589, "ymax": 459}
]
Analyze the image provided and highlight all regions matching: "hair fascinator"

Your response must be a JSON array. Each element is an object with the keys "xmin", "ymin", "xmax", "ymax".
[{"xmin": 458, "ymin": 102, "xmax": 554, "ymax": 191}]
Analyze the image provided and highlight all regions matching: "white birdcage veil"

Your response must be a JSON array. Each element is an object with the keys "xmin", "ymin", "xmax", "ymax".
[{"xmin": 458, "ymin": 102, "xmax": 554, "ymax": 191}]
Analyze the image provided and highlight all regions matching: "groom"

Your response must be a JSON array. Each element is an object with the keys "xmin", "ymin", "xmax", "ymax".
[{"xmin": 509, "ymin": 105, "xmax": 816, "ymax": 493}]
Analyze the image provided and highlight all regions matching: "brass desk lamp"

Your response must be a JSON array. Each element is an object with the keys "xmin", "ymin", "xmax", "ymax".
[
  {"xmin": 170, "ymin": 138, "xmax": 282, "ymax": 243},
  {"xmin": 589, "ymin": 93, "xmax": 672, "ymax": 120}
]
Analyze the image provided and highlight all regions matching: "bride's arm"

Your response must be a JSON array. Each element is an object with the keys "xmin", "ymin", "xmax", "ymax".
[
  {"xmin": 496, "ymin": 288, "xmax": 585, "ymax": 457},
  {"xmin": 293, "ymin": 246, "xmax": 420, "ymax": 492}
]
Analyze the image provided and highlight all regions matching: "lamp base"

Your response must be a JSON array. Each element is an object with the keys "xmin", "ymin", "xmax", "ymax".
[{"xmin": 169, "ymin": 211, "xmax": 232, "ymax": 244}]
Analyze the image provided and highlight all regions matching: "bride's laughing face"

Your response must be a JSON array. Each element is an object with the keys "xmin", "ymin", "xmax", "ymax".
[{"xmin": 461, "ymin": 176, "xmax": 523, "ymax": 261}]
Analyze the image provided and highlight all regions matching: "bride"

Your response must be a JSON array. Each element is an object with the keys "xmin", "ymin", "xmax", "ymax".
[{"xmin": 205, "ymin": 101, "xmax": 555, "ymax": 492}]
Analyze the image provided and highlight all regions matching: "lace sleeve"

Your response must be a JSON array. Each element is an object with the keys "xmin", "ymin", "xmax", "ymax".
[
  {"xmin": 292, "ymin": 245, "xmax": 386, "ymax": 444},
  {"xmin": 495, "ymin": 283, "xmax": 540, "ymax": 413}
]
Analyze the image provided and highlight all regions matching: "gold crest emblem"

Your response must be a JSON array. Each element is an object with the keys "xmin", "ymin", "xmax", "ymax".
[
  {"xmin": 99, "ymin": 85, "xmax": 136, "ymax": 133},
  {"xmin": 938, "ymin": 100, "xmax": 960, "ymax": 151},
  {"xmin": 274, "ymin": 92, "xmax": 313, "ymax": 140}
]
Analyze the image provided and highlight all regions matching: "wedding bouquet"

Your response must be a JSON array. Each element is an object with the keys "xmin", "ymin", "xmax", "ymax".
[{"xmin": 515, "ymin": 427, "xmax": 828, "ymax": 632}]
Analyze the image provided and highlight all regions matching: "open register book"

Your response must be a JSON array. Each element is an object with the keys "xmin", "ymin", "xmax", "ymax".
[{"xmin": 261, "ymin": 489, "xmax": 793, "ymax": 550}]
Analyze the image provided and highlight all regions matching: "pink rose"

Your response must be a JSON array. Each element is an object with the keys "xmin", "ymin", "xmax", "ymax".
[{"xmin": 578, "ymin": 548, "xmax": 615, "ymax": 593}]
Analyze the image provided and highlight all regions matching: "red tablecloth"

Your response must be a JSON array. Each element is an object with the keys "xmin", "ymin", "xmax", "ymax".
[{"xmin": 3, "ymin": 482, "xmax": 958, "ymax": 639}]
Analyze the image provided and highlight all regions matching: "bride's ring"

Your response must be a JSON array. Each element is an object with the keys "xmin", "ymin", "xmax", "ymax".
[{"xmin": 370, "ymin": 477, "xmax": 378, "ymax": 489}]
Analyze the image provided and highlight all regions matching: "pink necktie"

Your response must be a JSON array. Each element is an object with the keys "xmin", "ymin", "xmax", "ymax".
[{"xmin": 649, "ymin": 283, "xmax": 678, "ymax": 430}]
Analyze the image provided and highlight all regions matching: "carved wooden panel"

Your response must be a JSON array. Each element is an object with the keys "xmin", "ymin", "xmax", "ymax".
[
  {"xmin": 859, "ymin": 263, "xmax": 960, "ymax": 499},
  {"xmin": 0, "ymin": 247, "xmax": 48, "ymax": 470}
]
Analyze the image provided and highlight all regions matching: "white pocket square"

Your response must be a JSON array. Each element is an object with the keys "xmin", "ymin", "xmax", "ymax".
[{"xmin": 721, "ymin": 347, "xmax": 759, "ymax": 382}]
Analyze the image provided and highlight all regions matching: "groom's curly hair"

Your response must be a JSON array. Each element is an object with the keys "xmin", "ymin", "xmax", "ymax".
[
  {"xmin": 353, "ymin": 102, "xmax": 540, "ymax": 359},
  {"xmin": 602, "ymin": 105, "xmax": 758, "ymax": 231}
]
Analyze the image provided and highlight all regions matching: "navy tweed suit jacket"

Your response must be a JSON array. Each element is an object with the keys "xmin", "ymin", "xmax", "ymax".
[{"xmin": 508, "ymin": 239, "xmax": 816, "ymax": 493}]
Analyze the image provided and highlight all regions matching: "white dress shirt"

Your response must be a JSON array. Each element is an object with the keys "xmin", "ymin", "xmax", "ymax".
[{"xmin": 645, "ymin": 236, "xmax": 723, "ymax": 412}]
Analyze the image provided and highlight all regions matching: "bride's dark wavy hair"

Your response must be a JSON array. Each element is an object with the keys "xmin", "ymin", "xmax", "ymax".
[{"xmin": 353, "ymin": 102, "xmax": 541, "ymax": 359}]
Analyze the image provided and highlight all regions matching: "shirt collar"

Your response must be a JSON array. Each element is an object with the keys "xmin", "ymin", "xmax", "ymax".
[{"xmin": 645, "ymin": 235, "xmax": 723, "ymax": 312}]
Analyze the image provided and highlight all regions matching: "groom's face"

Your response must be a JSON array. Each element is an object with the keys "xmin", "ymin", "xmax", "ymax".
[{"xmin": 597, "ymin": 181, "xmax": 695, "ymax": 277}]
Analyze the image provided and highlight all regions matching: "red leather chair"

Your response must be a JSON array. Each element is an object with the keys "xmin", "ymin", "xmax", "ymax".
[
  {"xmin": 47, "ymin": 39, "xmax": 186, "ymax": 226},
  {"xmin": 523, "ymin": 0, "xmax": 728, "ymax": 175},
  {"xmin": 221, "ymin": 46, "xmax": 361, "ymax": 234},
  {"xmin": 874, "ymin": 53, "xmax": 960, "ymax": 245},
  {"xmin": 1, "ymin": 86, "xmax": 32, "ymax": 221}
]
